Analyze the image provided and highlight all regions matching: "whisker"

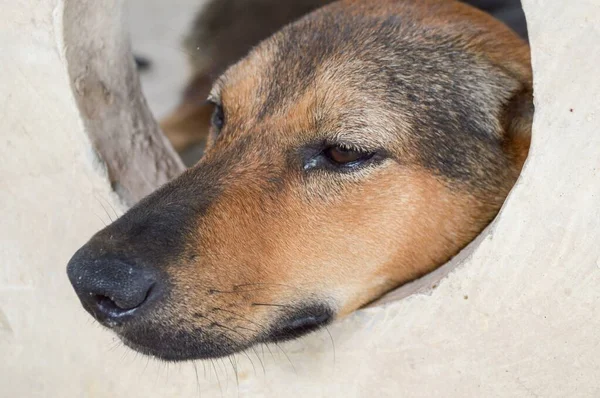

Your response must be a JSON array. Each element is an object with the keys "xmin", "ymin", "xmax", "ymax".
[
  {"xmin": 99, "ymin": 194, "xmax": 120, "ymax": 220},
  {"xmin": 120, "ymin": 344, "xmax": 130, "ymax": 363},
  {"xmin": 274, "ymin": 343, "xmax": 297, "ymax": 375},
  {"xmin": 235, "ymin": 325, "xmax": 258, "ymax": 334},
  {"xmin": 213, "ymin": 322, "xmax": 255, "ymax": 341},
  {"xmin": 92, "ymin": 210, "xmax": 108, "ymax": 227},
  {"xmin": 251, "ymin": 302, "xmax": 294, "ymax": 308},
  {"xmin": 143, "ymin": 356, "xmax": 151, "ymax": 376},
  {"xmin": 250, "ymin": 346, "xmax": 266, "ymax": 375},
  {"xmin": 199, "ymin": 312, "xmax": 261, "ymax": 336},
  {"xmin": 210, "ymin": 308, "xmax": 268, "ymax": 330},
  {"xmin": 108, "ymin": 338, "xmax": 122, "ymax": 352},
  {"xmin": 94, "ymin": 196, "xmax": 113, "ymax": 223},
  {"xmin": 218, "ymin": 357, "xmax": 230, "ymax": 392},
  {"xmin": 192, "ymin": 362, "xmax": 201, "ymax": 398},
  {"xmin": 227, "ymin": 355, "xmax": 239, "ymax": 391},
  {"xmin": 210, "ymin": 359, "xmax": 223, "ymax": 398},
  {"xmin": 209, "ymin": 287, "xmax": 278, "ymax": 294},
  {"xmin": 132, "ymin": 350, "xmax": 141, "ymax": 368},
  {"xmin": 233, "ymin": 282, "xmax": 307, "ymax": 291},
  {"xmin": 324, "ymin": 326, "xmax": 336, "ymax": 368},
  {"xmin": 241, "ymin": 349, "xmax": 257, "ymax": 376},
  {"xmin": 264, "ymin": 343, "xmax": 276, "ymax": 362}
]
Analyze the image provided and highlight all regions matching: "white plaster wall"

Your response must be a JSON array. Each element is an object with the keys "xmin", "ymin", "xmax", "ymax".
[
  {"xmin": 1, "ymin": 0, "xmax": 599, "ymax": 397},
  {"xmin": 126, "ymin": 0, "xmax": 205, "ymax": 121}
]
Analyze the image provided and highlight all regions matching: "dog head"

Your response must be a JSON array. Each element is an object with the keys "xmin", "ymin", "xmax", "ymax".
[{"xmin": 68, "ymin": 0, "xmax": 532, "ymax": 361}]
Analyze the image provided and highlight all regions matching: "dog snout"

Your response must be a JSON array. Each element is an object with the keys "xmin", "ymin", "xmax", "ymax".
[{"xmin": 67, "ymin": 247, "xmax": 163, "ymax": 326}]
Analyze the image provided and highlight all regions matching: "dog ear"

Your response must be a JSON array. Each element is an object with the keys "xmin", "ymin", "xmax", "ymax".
[
  {"xmin": 160, "ymin": 74, "xmax": 213, "ymax": 153},
  {"xmin": 501, "ymin": 81, "xmax": 534, "ymax": 166}
]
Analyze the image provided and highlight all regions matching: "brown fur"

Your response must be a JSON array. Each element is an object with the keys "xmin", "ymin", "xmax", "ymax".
[{"xmin": 68, "ymin": 0, "xmax": 532, "ymax": 361}]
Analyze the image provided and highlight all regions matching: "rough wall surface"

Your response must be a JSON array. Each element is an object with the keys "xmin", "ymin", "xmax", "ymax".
[
  {"xmin": 63, "ymin": 0, "xmax": 184, "ymax": 205},
  {"xmin": 0, "ymin": 0, "xmax": 599, "ymax": 397}
]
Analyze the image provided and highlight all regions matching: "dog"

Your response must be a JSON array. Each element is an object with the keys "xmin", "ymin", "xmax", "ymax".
[{"xmin": 67, "ymin": 0, "xmax": 532, "ymax": 361}]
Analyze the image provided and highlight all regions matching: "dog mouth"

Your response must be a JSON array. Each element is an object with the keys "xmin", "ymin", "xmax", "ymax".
[
  {"xmin": 117, "ymin": 326, "xmax": 251, "ymax": 361},
  {"xmin": 259, "ymin": 303, "xmax": 334, "ymax": 343},
  {"xmin": 115, "ymin": 304, "xmax": 334, "ymax": 361}
]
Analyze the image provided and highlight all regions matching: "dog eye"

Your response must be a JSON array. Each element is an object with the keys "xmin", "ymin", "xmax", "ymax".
[
  {"xmin": 209, "ymin": 102, "xmax": 225, "ymax": 131},
  {"xmin": 302, "ymin": 143, "xmax": 382, "ymax": 172},
  {"xmin": 324, "ymin": 145, "xmax": 375, "ymax": 166}
]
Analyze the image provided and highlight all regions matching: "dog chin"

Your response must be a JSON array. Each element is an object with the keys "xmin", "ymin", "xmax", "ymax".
[
  {"xmin": 118, "ymin": 331, "xmax": 245, "ymax": 361},
  {"xmin": 259, "ymin": 303, "xmax": 334, "ymax": 343},
  {"xmin": 116, "ymin": 304, "xmax": 334, "ymax": 361}
]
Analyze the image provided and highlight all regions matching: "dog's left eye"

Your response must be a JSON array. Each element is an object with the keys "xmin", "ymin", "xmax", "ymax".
[{"xmin": 209, "ymin": 101, "xmax": 225, "ymax": 131}]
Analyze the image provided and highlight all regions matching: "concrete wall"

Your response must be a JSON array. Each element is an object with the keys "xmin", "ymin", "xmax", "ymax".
[{"xmin": 1, "ymin": 0, "xmax": 599, "ymax": 396}]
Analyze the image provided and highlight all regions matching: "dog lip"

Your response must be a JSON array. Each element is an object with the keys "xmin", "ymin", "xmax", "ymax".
[
  {"xmin": 262, "ymin": 304, "xmax": 334, "ymax": 343},
  {"xmin": 117, "ymin": 330, "xmax": 248, "ymax": 361},
  {"xmin": 110, "ymin": 303, "xmax": 335, "ymax": 361}
]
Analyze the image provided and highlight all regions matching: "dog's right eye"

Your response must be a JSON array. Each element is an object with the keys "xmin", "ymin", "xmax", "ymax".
[
  {"xmin": 324, "ymin": 146, "xmax": 373, "ymax": 165},
  {"xmin": 302, "ymin": 143, "xmax": 380, "ymax": 172},
  {"xmin": 209, "ymin": 101, "xmax": 225, "ymax": 132}
]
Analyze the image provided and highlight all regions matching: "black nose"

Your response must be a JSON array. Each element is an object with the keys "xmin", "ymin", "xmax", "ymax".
[{"xmin": 67, "ymin": 247, "xmax": 161, "ymax": 327}]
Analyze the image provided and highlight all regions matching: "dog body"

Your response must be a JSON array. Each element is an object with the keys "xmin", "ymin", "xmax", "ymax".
[{"xmin": 68, "ymin": 0, "xmax": 532, "ymax": 361}]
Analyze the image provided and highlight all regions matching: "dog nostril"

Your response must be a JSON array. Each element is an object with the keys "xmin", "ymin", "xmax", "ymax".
[
  {"xmin": 94, "ymin": 294, "xmax": 136, "ymax": 314},
  {"xmin": 93, "ymin": 282, "xmax": 154, "ymax": 313},
  {"xmin": 83, "ymin": 282, "xmax": 155, "ymax": 326},
  {"xmin": 67, "ymin": 248, "xmax": 161, "ymax": 326},
  {"xmin": 90, "ymin": 290, "xmax": 150, "ymax": 324},
  {"xmin": 94, "ymin": 294, "xmax": 122, "ymax": 313}
]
